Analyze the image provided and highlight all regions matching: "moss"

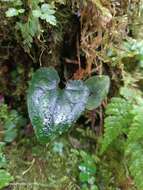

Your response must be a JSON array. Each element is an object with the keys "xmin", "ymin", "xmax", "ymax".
[{"xmin": 5, "ymin": 136, "xmax": 80, "ymax": 190}]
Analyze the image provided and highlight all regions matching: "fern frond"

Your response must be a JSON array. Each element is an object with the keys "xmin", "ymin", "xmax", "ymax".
[
  {"xmin": 100, "ymin": 94, "xmax": 143, "ymax": 189},
  {"xmin": 128, "ymin": 110, "xmax": 143, "ymax": 142},
  {"xmin": 101, "ymin": 97, "xmax": 133, "ymax": 153},
  {"xmin": 125, "ymin": 104, "xmax": 143, "ymax": 190},
  {"xmin": 125, "ymin": 143, "xmax": 143, "ymax": 190}
]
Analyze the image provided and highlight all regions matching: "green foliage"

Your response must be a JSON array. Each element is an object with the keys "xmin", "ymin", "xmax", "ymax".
[
  {"xmin": 106, "ymin": 37, "xmax": 143, "ymax": 70},
  {"xmin": 78, "ymin": 151, "xmax": 98, "ymax": 190},
  {"xmin": 122, "ymin": 39, "xmax": 143, "ymax": 68},
  {"xmin": 52, "ymin": 141, "xmax": 64, "ymax": 155},
  {"xmin": 32, "ymin": 3, "xmax": 57, "ymax": 25},
  {"xmin": 85, "ymin": 75, "xmax": 110, "ymax": 110},
  {"xmin": 27, "ymin": 67, "xmax": 90, "ymax": 143},
  {"xmin": 27, "ymin": 67, "xmax": 110, "ymax": 143},
  {"xmin": 0, "ymin": 143, "xmax": 7, "ymax": 168},
  {"xmin": 126, "ymin": 143, "xmax": 143, "ymax": 189},
  {"xmin": 0, "ymin": 143, "xmax": 13, "ymax": 189},
  {"xmin": 101, "ymin": 96, "xmax": 143, "ymax": 190},
  {"xmin": 1, "ymin": 1, "xmax": 143, "ymax": 189},
  {"xmin": 4, "ymin": 135, "xmax": 98, "ymax": 190},
  {"xmin": 17, "ymin": 14, "xmax": 41, "ymax": 50},
  {"xmin": 18, "ymin": 1, "xmax": 57, "ymax": 50},
  {"xmin": 2, "ymin": 0, "xmax": 59, "ymax": 51},
  {"xmin": 6, "ymin": 7, "xmax": 24, "ymax": 17},
  {"xmin": 0, "ymin": 170, "xmax": 13, "ymax": 189},
  {"xmin": 0, "ymin": 103, "xmax": 25, "ymax": 143},
  {"xmin": 101, "ymin": 97, "xmax": 133, "ymax": 153},
  {"xmin": 125, "ymin": 100, "xmax": 143, "ymax": 189},
  {"xmin": 2, "ymin": 0, "xmax": 24, "ymax": 17}
]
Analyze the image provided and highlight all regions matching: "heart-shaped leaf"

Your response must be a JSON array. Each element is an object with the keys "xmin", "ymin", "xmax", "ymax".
[
  {"xmin": 27, "ymin": 67, "xmax": 89, "ymax": 143},
  {"xmin": 85, "ymin": 75, "xmax": 110, "ymax": 110}
]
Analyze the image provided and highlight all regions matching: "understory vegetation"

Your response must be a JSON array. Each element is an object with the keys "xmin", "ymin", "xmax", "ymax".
[{"xmin": 1, "ymin": 0, "xmax": 143, "ymax": 190}]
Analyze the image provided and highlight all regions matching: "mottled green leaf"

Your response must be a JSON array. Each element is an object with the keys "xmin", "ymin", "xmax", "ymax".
[{"xmin": 27, "ymin": 67, "xmax": 89, "ymax": 143}]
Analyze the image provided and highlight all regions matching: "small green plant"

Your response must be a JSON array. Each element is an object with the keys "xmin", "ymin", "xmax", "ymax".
[
  {"xmin": 0, "ymin": 142, "xmax": 13, "ymax": 189},
  {"xmin": 2, "ymin": 0, "xmax": 58, "ymax": 51},
  {"xmin": 122, "ymin": 39, "xmax": 143, "ymax": 68},
  {"xmin": 100, "ymin": 95, "xmax": 143, "ymax": 190},
  {"xmin": 27, "ymin": 67, "xmax": 110, "ymax": 143},
  {"xmin": 107, "ymin": 38, "xmax": 143, "ymax": 69},
  {"xmin": 5, "ymin": 7, "xmax": 24, "ymax": 17},
  {"xmin": 78, "ymin": 151, "xmax": 98, "ymax": 190},
  {"xmin": 100, "ymin": 97, "xmax": 133, "ymax": 153},
  {"xmin": 0, "ymin": 103, "xmax": 25, "ymax": 143},
  {"xmin": 85, "ymin": 75, "xmax": 110, "ymax": 110},
  {"xmin": 32, "ymin": 3, "xmax": 57, "ymax": 25},
  {"xmin": 52, "ymin": 141, "xmax": 64, "ymax": 155}
]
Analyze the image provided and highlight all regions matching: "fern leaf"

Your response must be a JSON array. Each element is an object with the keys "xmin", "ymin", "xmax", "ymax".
[
  {"xmin": 101, "ymin": 96, "xmax": 143, "ymax": 189},
  {"xmin": 125, "ymin": 143, "xmax": 143, "ymax": 190},
  {"xmin": 126, "ymin": 104, "xmax": 143, "ymax": 189},
  {"xmin": 128, "ymin": 113, "xmax": 143, "ymax": 142},
  {"xmin": 101, "ymin": 98, "xmax": 132, "ymax": 153}
]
